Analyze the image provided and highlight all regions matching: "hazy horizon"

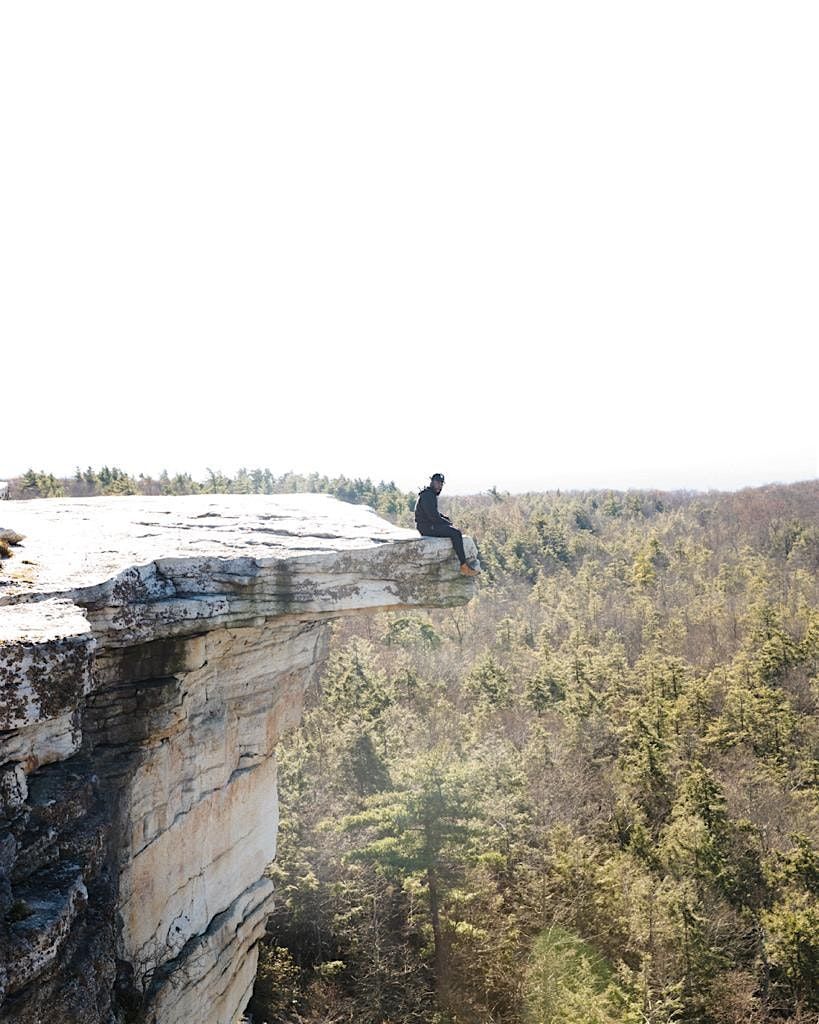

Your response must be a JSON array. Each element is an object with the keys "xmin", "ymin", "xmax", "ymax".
[{"xmin": 2, "ymin": 461, "xmax": 816, "ymax": 499}]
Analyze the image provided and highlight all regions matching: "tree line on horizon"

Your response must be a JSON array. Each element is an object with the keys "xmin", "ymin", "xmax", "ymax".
[
  {"xmin": 4, "ymin": 465, "xmax": 806, "ymax": 528},
  {"xmin": 3, "ymin": 466, "xmax": 418, "ymax": 523}
]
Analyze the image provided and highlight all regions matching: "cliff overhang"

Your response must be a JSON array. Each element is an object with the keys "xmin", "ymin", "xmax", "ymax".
[{"xmin": 0, "ymin": 495, "xmax": 477, "ymax": 1023}]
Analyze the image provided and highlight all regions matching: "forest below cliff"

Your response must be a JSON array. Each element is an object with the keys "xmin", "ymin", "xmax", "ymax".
[
  {"xmin": 249, "ymin": 480, "xmax": 817, "ymax": 1024},
  {"xmin": 5, "ymin": 471, "xmax": 817, "ymax": 1023}
]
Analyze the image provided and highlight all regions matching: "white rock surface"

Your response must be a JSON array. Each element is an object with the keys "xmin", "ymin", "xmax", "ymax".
[
  {"xmin": 0, "ymin": 493, "xmax": 420, "ymax": 598},
  {"xmin": 0, "ymin": 495, "xmax": 477, "ymax": 1024}
]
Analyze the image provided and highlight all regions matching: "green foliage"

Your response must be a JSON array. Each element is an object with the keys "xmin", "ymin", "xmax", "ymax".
[
  {"xmin": 766, "ymin": 834, "xmax": 819, "ymax": 896},
  {"xmin": 525, "ymin": 661, "xmax": 564, "ymax": 714},
  {"xmin": 18, "ymin": 468, "xmax": 64, "ymax": 498},
  {"xmin": 342, "ymin": 752, "xmax": 478, "ymax": 881},
  {"xmin": 248, "ymin": 945, "xmax": 300, "ymax": 1018},
  {"xmin": 757, "ymin": 832, "xmax": 819, "ymax": 1010},
  {"xmin": 382, "ymin": 616, "xmax": 442, "ymax": 650},
  {"xmin": 322, "ymin": 638, "xmax": 391, "ymax": 723},
  {"xmin": 761, "ymin": 891, "xmax": 819, "ymax": 1007},
  {"xmin": 524, "ymin": 927, "xmax": 637, "ymax": 1024},
  {"xmin": 465, "ymin": 651, "xmax": 512, "ymax": 708}
]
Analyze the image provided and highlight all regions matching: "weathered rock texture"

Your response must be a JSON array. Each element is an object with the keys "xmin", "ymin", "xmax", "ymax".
[{"xmin": 0, "ymin": 495, "xmax": 476, "ymax": 1023}]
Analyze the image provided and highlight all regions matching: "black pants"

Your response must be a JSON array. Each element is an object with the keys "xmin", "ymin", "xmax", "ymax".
[{"xmin": 418, "ymin": 523, "xmax": 466, "ymax": 564}]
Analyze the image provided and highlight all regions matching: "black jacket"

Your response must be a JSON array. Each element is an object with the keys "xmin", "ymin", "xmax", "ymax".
[{"xmin": 415, "ymin": 486, "xmax": 451, "ymax": 533}]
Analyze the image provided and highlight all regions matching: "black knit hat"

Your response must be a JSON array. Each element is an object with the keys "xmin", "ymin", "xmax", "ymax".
[{"xmin": 431, "ymin": 473, "xmax": 445, "ymax": 483}]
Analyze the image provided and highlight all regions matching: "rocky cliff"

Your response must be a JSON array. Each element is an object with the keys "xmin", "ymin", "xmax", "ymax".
[{"xmin": 0, "ymin": 495, "xmax": 477, "ymax": 1023}]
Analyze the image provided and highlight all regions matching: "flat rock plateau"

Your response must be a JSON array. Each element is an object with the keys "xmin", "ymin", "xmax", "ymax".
[{"xmin": 0, "ymin": 495, "xmax": 477, "ymax": 1023}]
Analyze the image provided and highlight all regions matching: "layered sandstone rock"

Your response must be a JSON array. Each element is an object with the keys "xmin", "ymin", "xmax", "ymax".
[{"xmin": 0, "ymin": 495, "xmax": 477, "ymax": 1023}]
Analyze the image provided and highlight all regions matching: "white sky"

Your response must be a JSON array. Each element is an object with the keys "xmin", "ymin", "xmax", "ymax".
[{"xmin": 1, "ymin": 2, "xmax": 816, "ymax": 495}]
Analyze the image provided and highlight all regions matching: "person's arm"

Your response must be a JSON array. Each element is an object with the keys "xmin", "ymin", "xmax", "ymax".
[
  {"xmin": 418, "ymin": 489, "xmax": 441, "ymax": 526},
  {"xmin": 430, "ymin": 491, "xmax": 452, "ymax": 524}
]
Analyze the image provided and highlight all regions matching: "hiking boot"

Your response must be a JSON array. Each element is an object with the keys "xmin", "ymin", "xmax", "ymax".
[{"xmin": 460, "ymin": 563, "xmax": 478, "ymax": 577}]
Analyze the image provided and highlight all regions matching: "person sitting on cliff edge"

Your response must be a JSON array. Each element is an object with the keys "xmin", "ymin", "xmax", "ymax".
[{"xmin": 415, "ymin": 473, "xmax": 479, "ymax": 576}]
